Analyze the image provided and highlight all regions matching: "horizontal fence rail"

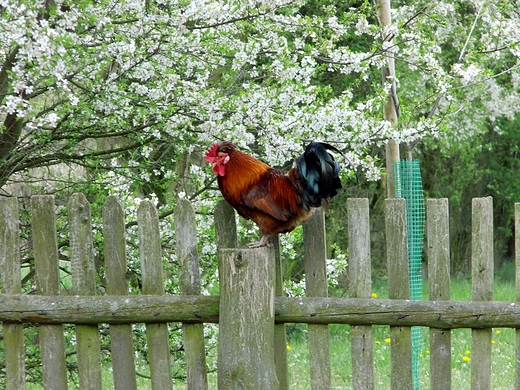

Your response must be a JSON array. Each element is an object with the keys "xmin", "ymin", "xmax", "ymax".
[{"xmin": 1, "ymin": 295, "xmax": 520, "ymax": 328}]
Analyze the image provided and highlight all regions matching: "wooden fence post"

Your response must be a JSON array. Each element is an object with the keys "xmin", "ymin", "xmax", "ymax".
[
  {"xmin": 31, "ymin": 195, "xmax": 68, "ymax": 390},
  {"xmin": 0, "ymin": 197, "xmax": 26, "ymax": 390},
  {"xmin": 385, "ymin": 198, "xmax": 412, "ymax": 390},
  {"xmin": 216, "ymin": 198, "xmax": 289, "ymax": 388},
  {"xmin": 303, "ymin": 208, "xmax": 331, "ymax": 390},
  {"xmin": 68, "ymin": 193, "xmax": 102, "ymax": 390},
  {"xmin": 347, "ymin": 198, "xmax": 374, "ymax": 390},
  {"xmin": 217, "ymin": 246, "xmax": 279, "ymax": 390},
  {"xmin": 427, "ymin": 198, "xmax": 451, "ymax": 390},
  {"xmin": 471, "ymin": 197, "xmax": 493, "ymax": 390},
  {"xmin": 175, "ymin": 198, "xmax": 208, "ymax": 390},
  {"xmin": 138, "ymin": 200, "xmax": 173, "ymax": 390},
  {"xmin": 103, "ymin": 196, "xmax": 138, "ymax": 390}
]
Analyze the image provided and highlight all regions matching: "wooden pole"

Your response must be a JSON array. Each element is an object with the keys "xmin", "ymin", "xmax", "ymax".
[
  {"xmin": 138, "ymin": 200, "xmax": 173, "ymax": 390},
  {"xmin": 31, "ymin": 195, "xmax": 68, "ymax": 390},
  {"xmin": 217, "ymin": 247, "xmax": 279, "ymax": 390},
  {"xmin": 385, "ymin": 199, "xmax": 412, "ymax": 390},
  {"xmin": 103, "ymin": 196, "xmax": 138, "ymax": 390},
  {"xmin": 471, "ymin": 197, "xmax": 493, "ymax": 390},
  {"xmin": 0, "ymin": 197, "xmax": 26, "ymax": 390},
  {"xmin": 303, "ymin": 209, "xmax": 332, "ymax": 390},
  {"xmin": 348, "ymin": 198, "xmax": 374, "ymax": 390},
  {"xmin": 214, "ymin": 200, "xmax": 237, "ymax": 249},
  {"xmin": 272, "ymin": 235, "xmax": 289, "ymax": 389},
  {"xmin": 175, "ymin": 198, "xmax": 208, "ymax": 390},
  {"xmin": 378, "ymin": 0, "xmax": 400, "ymax": 198},
  {"xmin": 4, "ymin": 294, "xmax": 520, "ymax": 328},
  {"xmin": 427, "ymin": 199, "xmax": 452, "ymax": 390},
  {"xmin": 515, "ymin": 203, "xmax": 520, "ymax": 390},
  {"xmin": 69, "ymin": 193, "xmax": 102, "ymax": 390}
]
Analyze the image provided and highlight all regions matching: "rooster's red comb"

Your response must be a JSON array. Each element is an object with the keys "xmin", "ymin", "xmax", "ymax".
[{"xmin": 204, "ymin": 143, "xmax": 220, "ymax": 163}]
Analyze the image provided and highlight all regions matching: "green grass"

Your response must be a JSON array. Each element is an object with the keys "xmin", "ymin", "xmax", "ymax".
[
  {"xmin": 283, "ymin": 277, "xmax": 517, "ymax": 389},
  {"xmin": 284, "ymin": 325, "xmax": 516, "ymax": 389},
  {"xmin": 24, "ymin": 278, "xmax": 518, "ymax": 389}
]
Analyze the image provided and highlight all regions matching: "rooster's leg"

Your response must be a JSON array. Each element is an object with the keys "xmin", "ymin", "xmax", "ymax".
[{"xmin": 247, "ymin": 235, "xmax": 271, "ymax": 248}]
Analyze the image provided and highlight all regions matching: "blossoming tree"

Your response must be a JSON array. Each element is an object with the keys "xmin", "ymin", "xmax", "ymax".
[
  {"xmin": 2, "ymin": 0, "xmax": 518, "ymax": 197},
  {"xmin": 1, "ymin": 0, "xmax": 520, "ymax": 384}
]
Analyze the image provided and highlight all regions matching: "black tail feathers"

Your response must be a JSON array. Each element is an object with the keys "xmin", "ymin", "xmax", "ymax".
[{"xmin": 295, "ymin": 141, "xmax": 343, "ymax": 209}]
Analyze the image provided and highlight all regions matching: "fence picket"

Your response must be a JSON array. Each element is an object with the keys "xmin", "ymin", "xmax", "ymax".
[
  {"xmin": 31, "ymin": 195, "xmax": 68, "ymax": 390},
  {"xmin": 427, "ymin": 199, "xmax": 452, "ymax": 390},
  {"xmin": 138, "ymin": 200, "xmax": 173, "ymax": 390},
  {"xmin": 385, "ymin": 198, "xmax": 412, "ymax": 390},
  {"xmin": 471, "ymin": 197, "xmax": 493, "ymax": 390},
  {"xmin": 175, "ymin": 198, "xmax": 208, "ymax": 390},
  {"xmin": 273, "ymin": 235, "xmax": 289, "ymax": 390},
  {"xmin": 103, "ymin": 195, "xmax": 138, "ymax": 390},
  {"xmin": 515, "ymin": 203, "xmax": 520, "ymax": 390},
  {"xmin": 0, "ymin": 197, "xmax": 26, "ymax": 390},
  {"xmin": 303, "ymin": 208, "xmax": 332, "ymax": 390},
  {"xmin": 214, "ymin": 200, "xmax": 237, "ymax": 248},
  {"xmin": 69, "ymin": 193, "xmax": 103, "ymax": 390},
  {"xmin": 347, "ymin": 198, "xmax": 374, "ymax": 390}
]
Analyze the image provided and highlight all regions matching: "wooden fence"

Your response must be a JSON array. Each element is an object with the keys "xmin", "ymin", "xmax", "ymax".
[{"xmin": 1, "ymin": 194, "xmax": 519, "ymax": 389}]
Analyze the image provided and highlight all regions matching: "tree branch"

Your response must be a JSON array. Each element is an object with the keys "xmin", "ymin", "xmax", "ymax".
[
  {"xmin": 0, "ymin": 114, "xmax": 24, "ymax": 161},
  {"xmin": 0, "ymin": 46, "xmax": 20, "ymax": 103}
]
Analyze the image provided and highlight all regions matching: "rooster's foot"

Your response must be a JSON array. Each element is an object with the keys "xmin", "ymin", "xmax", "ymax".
[{"xmin": 247, "ymin": 235, "xmax": 271, "ymax": 248}]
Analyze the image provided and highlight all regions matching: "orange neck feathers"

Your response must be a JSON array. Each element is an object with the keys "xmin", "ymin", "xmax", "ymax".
[{"xmin": 217, "ymin": 150, "xmax": 270, "ymax": 201}]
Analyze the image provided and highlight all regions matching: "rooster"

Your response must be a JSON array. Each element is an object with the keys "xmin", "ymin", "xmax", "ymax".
[{"xmin": 205, "ymin": 141, "xmax": 342, "ymax": 248}]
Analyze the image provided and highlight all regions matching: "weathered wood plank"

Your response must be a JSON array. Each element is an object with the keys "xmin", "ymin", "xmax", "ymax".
[
  {"xmin": 31, "ymin": 195, "xmax": 68, "ymax": 390},
  {"xmin": 176, "ymin": 198, "xmax": 202, "ymax": 296},
  {"xmin": 427, "ymin": 198, "xmax": 452, "ymax": 390},
  {"xmin": 103, "ymin": 195, "xmax": 138, "ymax": 390},
  {"xmin": 138, "ymin": 200, "xmax": 173, "ymax": 390},
  {"xmin": 69, "ymin": 193, "xmax": 97, "ymax": 295},
  {"xmin": 0, "ymin": 294, "xmax": 219, "ymax": 323},
  {"xmin": 0, "ymin": 198, "xmax": 22, "ymax": 295},
  {"xmin": 385, "ymin": 198, "xmax": 412, "ymax": 390},
  {"xmin": 175, "ymin": 198, "xmax": 208, "ymax": 390},
  {"xmin": 217, "ymin": 247, "xmax": 279, "ymax": 389},
  {"xmin": 4, "ymin": 294, "xmax": 520, "ymax": 327},
  {"xmin": 69, "ymin": 193, "xmax": 103, "ymax": 390},
  {"xmin": 214, "ymin": 200, "xmax": 237, "ymax": 249},
  {"xmin": 0, "ymin": 197, "xmax": 26, "ymax": 390},
  {"xmin": 515, "ymin": 203, "xmax": 520, "ymax": 390},
  {"xmin": 347, "ymin": 198, "xmax": 374, "ymax": 390},
  {"xmin": 304, "ymin": 208, "xmax": 331, "ymax": 390},
  {"xmin": 273, "ymin": 235, "xmax": 289, "ymax": 390},
  {"xmin": 471, "ymin": 197, "xmax": 493, "ymax": 390}
]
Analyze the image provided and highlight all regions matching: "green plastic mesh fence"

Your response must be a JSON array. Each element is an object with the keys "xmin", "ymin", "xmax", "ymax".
[{"xmin": 395, "ymin": 159, "xmax": 425, "ymax": 390}]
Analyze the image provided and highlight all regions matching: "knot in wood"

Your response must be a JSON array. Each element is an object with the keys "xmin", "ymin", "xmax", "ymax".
[{"xmin": 234, "ymin": 252, "xmax": 243, "ymax": 267}]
